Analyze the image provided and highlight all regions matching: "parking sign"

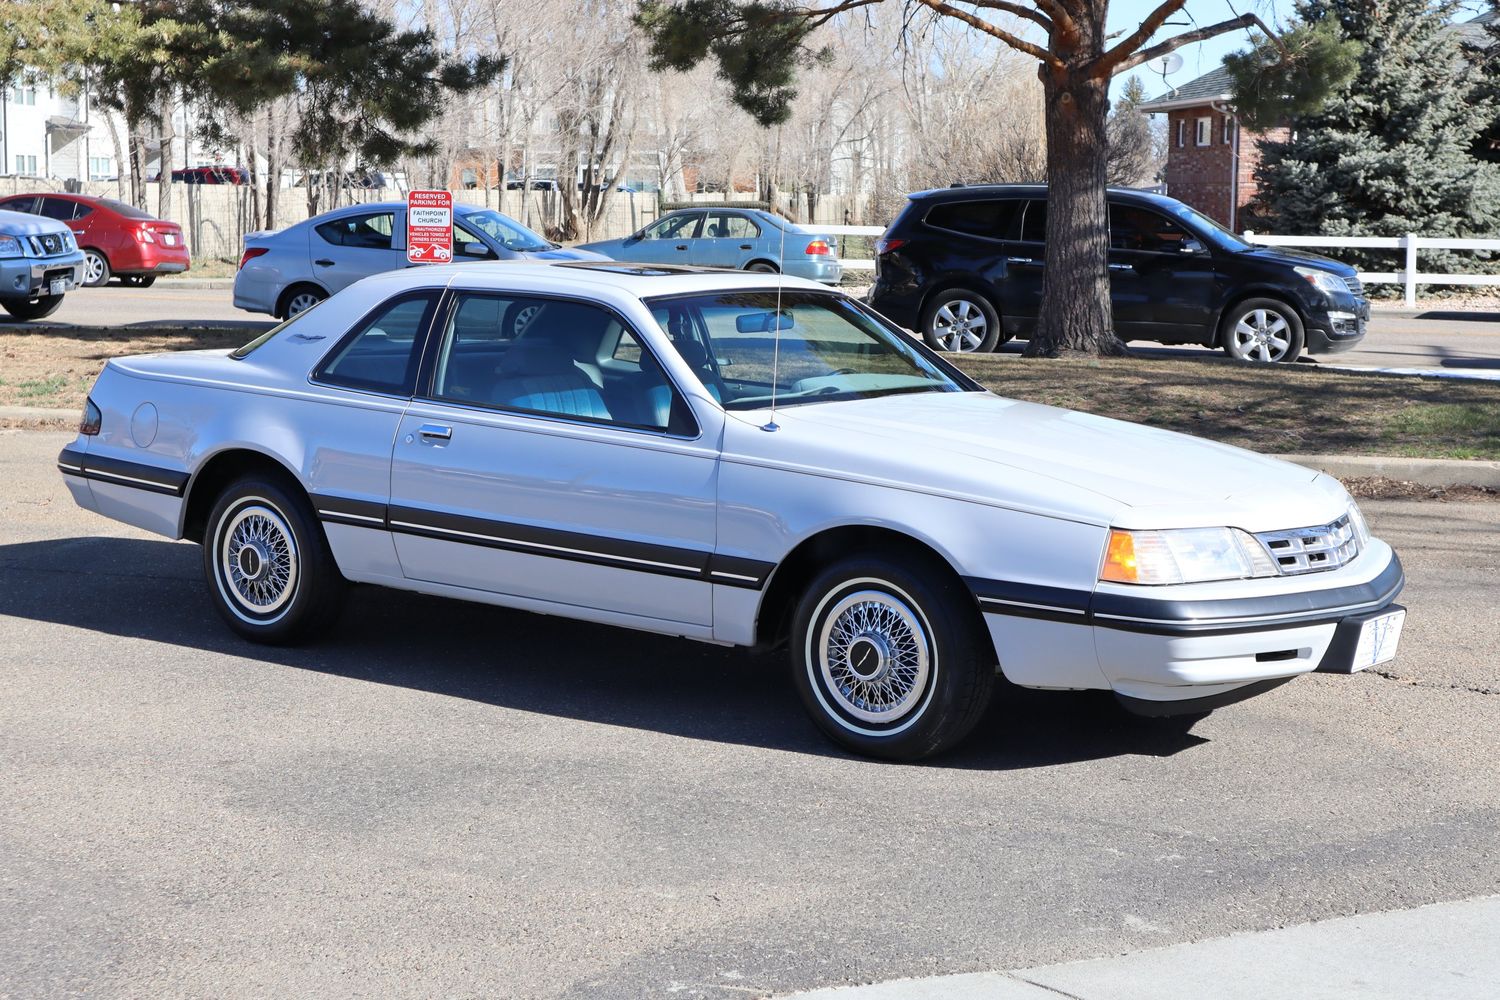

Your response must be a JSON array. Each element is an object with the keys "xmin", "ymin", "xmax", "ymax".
[{"xmin": 406, "ymin": 190, "xmax": 453, "ymax": 264}]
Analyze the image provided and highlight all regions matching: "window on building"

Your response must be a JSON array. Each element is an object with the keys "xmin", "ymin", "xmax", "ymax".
[
  {"xmin": 1176, "ymin": 120, "xmax": 1186, "ymax": 148},
  {"xmin": 14, "ymin": 155, "xmax": 38, "ymax": 176},
  {"xmin": 1195, "ymin": 117, "xmax": 1212, "ymax": 147},
  {"xmin": 89, "ymin": 157, "xmax": 113, "ymax": 180},
  {"xmin": 16, "ymin": 84, "xmax": 37, "ymax": 106},
  {"xmin": 1223, "ymin": 115, "xmax": 1233, "ymax": 145}
]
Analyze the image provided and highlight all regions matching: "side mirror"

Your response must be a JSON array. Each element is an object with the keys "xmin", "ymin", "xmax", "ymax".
[{"xmin": 1180, "ymin": 237, "xmax": 1207, "ymax": 255}]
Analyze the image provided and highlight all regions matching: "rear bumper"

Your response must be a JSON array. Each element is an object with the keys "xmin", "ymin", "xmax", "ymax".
[
  {"xmin": 784, "ymin": 258, "xmax": 843, "ymax": 285},
  {"xmin": 973, "ymin": 549, "xmax": 1405, "ymax": 711},
  {"xmin": 58, "ymin": 444, "xmax": 188, "ymax": 539},
  {"xmin": 112, "ymin": 244, "xmax": 191, "ymax": 274},
  {"xmin": 0, "ymin": 254, "xmax": 85, "ymax": 298}
]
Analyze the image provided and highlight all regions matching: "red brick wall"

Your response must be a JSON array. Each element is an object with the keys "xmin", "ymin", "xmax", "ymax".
[{"xmin": 1160, "ymin": 104, "xmax": 1290, "ymax": 231}]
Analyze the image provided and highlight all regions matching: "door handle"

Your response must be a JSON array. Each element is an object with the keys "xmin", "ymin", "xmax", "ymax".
[
  {"xmin": 1108, "ymin": 262, "xmax": 1134, "ymax": 272},
  {"xmin": 738, "ymin": 244, "xmax": 753, "ymax": 250},
  {"xmin": 675, "ymin": 244, "xmax": 688, "ymax": 251},
  {"xmin": 418, "ymin": 423, "xmax": 452, "ymax": 441},
  {"xmin": 1006, "ymin": 256, "xmax": 1035, "ymax": 265},
  {"xmin": 315, "ymin": 258, "xmax": 335, "ymax": 267}
]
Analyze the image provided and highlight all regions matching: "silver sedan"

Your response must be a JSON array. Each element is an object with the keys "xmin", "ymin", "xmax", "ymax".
[{"xmin": 233, "ymin": 201, "xmax": 607, "ymax": 318}]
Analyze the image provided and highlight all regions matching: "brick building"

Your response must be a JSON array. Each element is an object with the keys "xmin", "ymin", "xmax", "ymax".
[{"xmin": 1138, "ymin": 66, "xmax": 1286, "ymax": 232}]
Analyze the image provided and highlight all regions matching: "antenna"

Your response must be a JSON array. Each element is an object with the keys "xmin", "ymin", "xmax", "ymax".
[{"xmin": 762, "ymin": 204, "xmax": 788, "ymax": 432}]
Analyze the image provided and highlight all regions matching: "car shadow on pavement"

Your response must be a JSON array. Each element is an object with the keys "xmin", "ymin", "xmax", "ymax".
[{"xmin": 0, "ymin": 535, "xmax": 1209, "ymax": 769}]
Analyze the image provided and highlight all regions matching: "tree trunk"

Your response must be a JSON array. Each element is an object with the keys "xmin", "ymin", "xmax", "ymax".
[
  {"xmin": 158, "ymin": 93, "xmax": 177, "ymax": 222},
  {"xmin": 1024, "ymin": 68, "xmax": 1126, "ymax": 357}
]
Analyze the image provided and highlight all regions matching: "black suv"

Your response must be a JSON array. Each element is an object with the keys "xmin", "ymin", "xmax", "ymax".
[{"xmin": 869, "ymin": 184, "xmax": 1370, "ymax": 362}]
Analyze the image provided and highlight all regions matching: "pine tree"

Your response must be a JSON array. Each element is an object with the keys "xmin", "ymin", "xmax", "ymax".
[
  {"xmin": 1106, "ymin": 75, "xmax": 1156, "ymax": 187},
  {"xmin": 1465, "ymin": 4, "xmax": 1500, "ymax": 163},
  {"xmin": 1245, "ymin": 0, "xmax": 1500, "ymax": 273}
]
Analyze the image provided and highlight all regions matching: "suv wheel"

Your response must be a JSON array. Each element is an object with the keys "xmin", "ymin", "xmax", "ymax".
[
  {"xmin": 1, "ymin": 295, "xmax": 65, "ymax": 321},
  {"xmin": 921, "ymin": 290, "xmax": 1002, "ymax": 353},
  {"xmin": 1221, "ymin": 298, "xmax": 1305, "ymax": 363}
]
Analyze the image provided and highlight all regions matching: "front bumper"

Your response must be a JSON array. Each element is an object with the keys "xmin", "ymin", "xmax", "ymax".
[
  {"xmin": 0, "ymin": 253, "xmax": 85, "ymax": 299},
  {"xmin": 973, "ymin": 547, "xmax": 1405, "ymax": 712},
  {"xmin": 1305, "ymin": 298, "xmax": 1370, "ymax": 354}
]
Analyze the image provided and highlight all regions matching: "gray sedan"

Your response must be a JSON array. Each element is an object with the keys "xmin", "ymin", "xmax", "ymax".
[
  {"xmin": 233, "ymin": 201, "xmax": 607, "ymax": 318},
  {"xmin": 578, "ymin": 208, "xmax": 843, "ymax": 284}
]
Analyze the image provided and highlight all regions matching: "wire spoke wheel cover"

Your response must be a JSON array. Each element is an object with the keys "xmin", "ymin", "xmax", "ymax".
[
  {"xmin": 216, "ymin": 500, "xmax": 300, "ymax": 622},
  {"xmin": 809, "ymin": 580, "xmax": 936, "ymax": 732}
]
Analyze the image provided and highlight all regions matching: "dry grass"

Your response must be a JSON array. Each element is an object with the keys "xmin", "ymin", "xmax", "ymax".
[
  {"xmin": 3, "ymin": 326, "xmax": 1498, "ymax": 461},
  {"xmin": 954, "ymin": 354, "xmax": 1500, "ymax": 461}
]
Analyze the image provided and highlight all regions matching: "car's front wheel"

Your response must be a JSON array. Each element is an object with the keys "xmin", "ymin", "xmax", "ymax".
[
  {"xmin": 1221, "ymin": 298, "xmax": 1305, "ymax": 363},
  {"xmin": 1, "ymin": 295, "xmax": 65, "ymax": 320},
  {"xmin": 921, "ymin": 289, "xmax": 1002, "ymax": 353},
  {"xmin": 790, "ymin": 554, "xmax": 995, "ymax": 761},
  {"xmin": 203, "ymin": 477, "xmax": 346, "ymax": 644}
]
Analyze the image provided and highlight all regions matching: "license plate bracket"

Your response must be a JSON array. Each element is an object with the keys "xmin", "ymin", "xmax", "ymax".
[{"xmin": 1316, "ymin": 604, "xmax": 1406, "ymax": 674}]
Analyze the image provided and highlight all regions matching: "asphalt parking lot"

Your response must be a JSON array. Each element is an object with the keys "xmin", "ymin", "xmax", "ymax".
[{"xmin": 3, "ymin": 428, "xmax": 1499, "ymax": 999}]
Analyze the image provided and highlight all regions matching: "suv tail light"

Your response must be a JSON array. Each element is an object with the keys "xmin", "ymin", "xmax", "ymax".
[
  {"xmin": 874, "ymin": 237, "xmax": 907, "ymax": 255},
  {"xmin": 239, "ymin": 247, "xmax": 269, "ymax": 270},
  {"xmin": 79, "ymin": 397, "xmax": 101, "ymax": 436},
  {"xmin": 804, "ymin": 240, "xmax": 831, "ymax": 256}
]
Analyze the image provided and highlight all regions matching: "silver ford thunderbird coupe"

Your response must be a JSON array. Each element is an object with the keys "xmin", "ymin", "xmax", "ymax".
[{"xmin": 58, "ymin": 262, "xmax": 1405, "ymax": 760}]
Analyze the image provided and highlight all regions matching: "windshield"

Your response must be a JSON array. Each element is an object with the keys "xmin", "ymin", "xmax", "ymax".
[
  {"xmin": 645, "ymin": 291, "xmax": 968, "ymax": 411},
  {"xmin": 1171, "ymin": 203, "xmax": 1251, "ymax": 251},
  {"xmin": 459, "ymin": 209, "xmax": 552, "ymax": 252}
]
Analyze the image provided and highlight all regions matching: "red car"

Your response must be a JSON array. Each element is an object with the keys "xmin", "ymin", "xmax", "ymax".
[{"xmin": 0, "ymin": 193, "xmax": 189, "ymax": 287}]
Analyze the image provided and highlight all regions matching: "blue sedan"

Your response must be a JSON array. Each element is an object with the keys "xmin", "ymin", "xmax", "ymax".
[{"xmin": 578, "ymin": 208, "xmax": 843, "ymax": 285}]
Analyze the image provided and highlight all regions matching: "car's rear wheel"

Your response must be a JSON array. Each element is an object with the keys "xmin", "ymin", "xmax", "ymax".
[
  {"xmin": 1221, "ymin": 298, "xmax": 1305, "ymax": 363},
  {"xmin": 1, "ymin": 295, "xmax": 65, "ymax": 320},
  {"xmin": 202, "ymin": 476, "xmax": 346, "ymax": 644},
  {"xmin": 790, "ymin": 553, "xmax": 995, "ymax": 761},
  {"xmin": 122, "ymin": 274, "xmax": 157, "ymax": 288},
  {"xmin": 921, "ymin": 289, "xmax": 1002, "ymax": 353},
  {"xmin": 82, "ymin": 249, "xmax": 111, "ymax": 288},
  {"xmin": 746, "ymin": 261, "xmax": 779, "ymax": 273},
  {"xmin": 281, "ymin": 285, "xmax": 326, "ymax": 319}
]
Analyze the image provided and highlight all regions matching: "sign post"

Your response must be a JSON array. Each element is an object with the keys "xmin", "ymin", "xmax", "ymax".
[{"xmin": 406, "ymin": 190, "xmax": 453, "ymax": 264}]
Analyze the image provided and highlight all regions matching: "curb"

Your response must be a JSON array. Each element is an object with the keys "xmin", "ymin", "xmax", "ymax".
[
  {"xmin": 0, "ymin": 321, "xmax": 268, "ymax": 335},
  {"xmin": 152, "ymin": 278, "xmax": 235, "ymax": 290},
  {"xmin": 1280, "ymin": 453, "xmax": 1500, "ymax": 489},
  {"xmin": 0, "ymin": 406, "xmax": 76, "ymax": 423}
]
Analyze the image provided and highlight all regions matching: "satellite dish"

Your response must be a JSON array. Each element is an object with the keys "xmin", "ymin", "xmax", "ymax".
[{"xmin": 1150, "ymin": 52, "xmax": 1185, "ymax": 77}]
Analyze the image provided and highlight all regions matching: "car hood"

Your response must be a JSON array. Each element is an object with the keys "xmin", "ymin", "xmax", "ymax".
[
  {"xmin": 1237, "ymin": 244, "xmax": 1356, "ymax": 275},
  {"xmin": 0, "ymin": 209, "xmax": 71, "ymax": 237},
  {"xmin": 725, "ymin": 391, "xmax": 1347, "ymax": 532}
]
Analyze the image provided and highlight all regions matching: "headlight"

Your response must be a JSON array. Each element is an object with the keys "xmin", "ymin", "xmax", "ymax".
[
  {"xmin": 1101, "ymin": 527, "xmax": 1279, "ymax": 585},
  {"xmin": 1295, "ymin": 266, "xmax": 1346, "ymax": 297},
  {"xmin": 1346, "ymin": 500, "xmax": 1370, "ymax": 544},
  {"xmin": 0, "ymin": 234, "xmax": 22, "ymax": 258}
]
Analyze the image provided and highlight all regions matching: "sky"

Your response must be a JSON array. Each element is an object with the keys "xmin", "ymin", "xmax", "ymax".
[{"xmin": 1104, "ymin": 0, "xmax": 1494, "ymax": 100}]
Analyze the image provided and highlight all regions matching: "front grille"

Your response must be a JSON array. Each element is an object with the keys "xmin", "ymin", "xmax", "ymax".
[
  {"xmin": 1341, "ymin": 274, "xmax": 1364, "ymax": 298},
  {"xmin": 28, "ymin": 233, "xmax": 68, "ymax": 257},
  {"xmin": 1255, "ymin": 514, "xmax": 1361, "ymax": 575}
]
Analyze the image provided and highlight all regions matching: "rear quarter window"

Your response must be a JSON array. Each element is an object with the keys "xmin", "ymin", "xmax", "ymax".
[{"xmin": 924, "ymin": 200, "xmax": 1022, "ymax": 241}]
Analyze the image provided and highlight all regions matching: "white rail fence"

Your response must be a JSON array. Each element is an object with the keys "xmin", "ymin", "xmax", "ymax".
[
  {"xmin": 1242, "ymin": 234, "xmax": 1500, "ymax": 307},
  {"xmin": 823, "ymin": 224, "xmax": 1500, "ymax": 306}
]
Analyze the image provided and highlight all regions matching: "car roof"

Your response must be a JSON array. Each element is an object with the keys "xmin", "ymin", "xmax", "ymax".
[
  {"xmin": 353, "ymin": 259, "xmax": 831, "ymax": 299},
  {"xmin": 907, "ymin": 183, "xmax": 1183, "ymax": 211}
]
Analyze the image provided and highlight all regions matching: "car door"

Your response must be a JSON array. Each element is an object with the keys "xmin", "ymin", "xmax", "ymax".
[
  {"xmin": 1107, "ymin": 202, "xmax": 1220, "ymax": 342},
  {"xmin": 387, "ymin": 289, "xmax": 720, "ymax": 627},
  {"xmin": 310, "ymin": 209, "xmax": 405, "ymax": 293},
  {"xmin": 997, "ymin": 199, "xmax": 1046, "ymax": 335},
  {"xmin": 691, "ymin": 211, "xmax": 761, "ymax": 269},
  {"xmin": 626, "ymin": 211, "xmax": 704, "ymax": 264}
]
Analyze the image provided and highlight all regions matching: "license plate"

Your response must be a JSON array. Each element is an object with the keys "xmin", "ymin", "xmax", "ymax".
[
  {"xmin": 49, "ymin": 278, "xmax": 68, "ymax": 296},
  {"xmin": 1352, "ymin": 609, "xmax": 1404, "ymax": 671}
]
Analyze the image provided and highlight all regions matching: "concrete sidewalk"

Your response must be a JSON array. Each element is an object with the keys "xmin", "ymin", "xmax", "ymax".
[{"xmin": 782, "ymin": 895, "xmax": 1500, "ymax": 999}]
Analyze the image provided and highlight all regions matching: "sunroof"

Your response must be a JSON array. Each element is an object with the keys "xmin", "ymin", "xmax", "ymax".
[{"xmin": 550, "ymin": 262, "xmax": 723, "ymax": 276}]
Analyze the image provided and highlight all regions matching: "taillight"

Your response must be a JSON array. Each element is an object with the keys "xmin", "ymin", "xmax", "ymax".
[
  {"xmin": 79, "ymin": 397, "xmax": 101, "ymax": 436},
  {"xmin": 239, "ymin": 247, "xmax": 269, "ymax": 270},
  {"xmin": 134, "ymin": 223, "xmax": 156, "ymax": 244},
  {"xmin": 804, "ymin": 240, "xmax": 831, "ymax": 255},
  {"xmin": 875, "ymin": 237, "xmax": 907, "ymax": 255}
]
